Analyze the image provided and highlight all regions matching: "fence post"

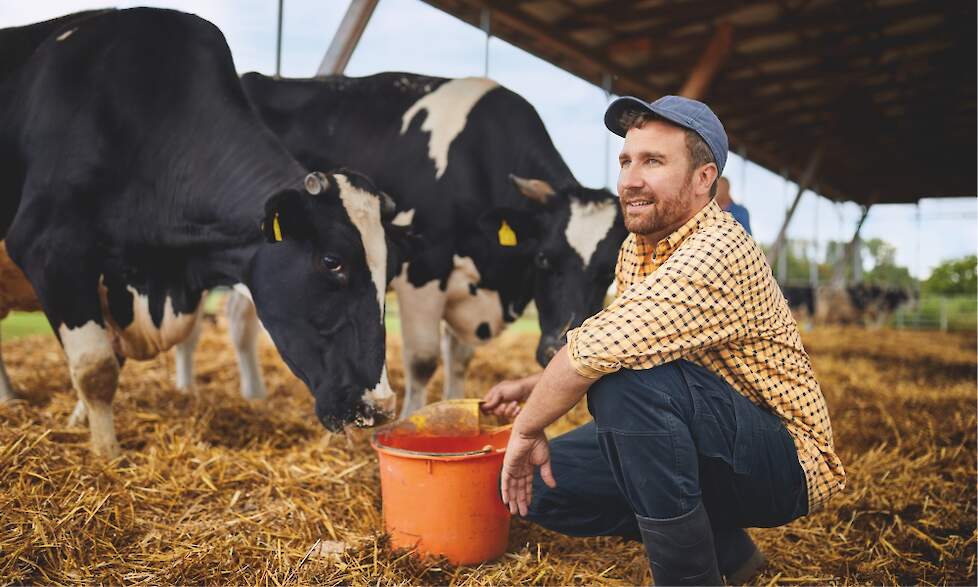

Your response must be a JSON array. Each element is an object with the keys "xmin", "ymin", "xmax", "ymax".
[{"xmin": 939, "ymin": 298, "xmax": 949, "ymax": 332}]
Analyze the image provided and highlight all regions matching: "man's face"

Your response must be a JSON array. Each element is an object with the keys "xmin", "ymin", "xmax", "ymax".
[{"xmin": 617, "ymin": 120, "xmax": 706, "ymax": 238}]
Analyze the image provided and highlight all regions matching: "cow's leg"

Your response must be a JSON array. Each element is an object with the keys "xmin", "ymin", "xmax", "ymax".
[
  {"xmin": 68, "ymin": 397, "xmax": 88, "ymax": 426},
  {"xmin": 440, "ymin": 324, "xmax": 474, "ymax": 401},
  {"xmin": 61, "ymin": 321, "xmax": 121, "ymax": 458},
  {"xmin": 173, "ymin": 304, "xmax": 204, "ymax": 393},
  {"xmin": 227, "ymin": 290, "xmax": 266, "ymax": 401},
  {"xmin": 0, "ymin": 329, "xmax": 15, "ymax": 402},
  {"xmin": 6, "ymin": 221, "xmax": 122, "ymax": 457},
  {"xmin": 393, "ymin": 278, "xmax": 447, "ymax": 418}
]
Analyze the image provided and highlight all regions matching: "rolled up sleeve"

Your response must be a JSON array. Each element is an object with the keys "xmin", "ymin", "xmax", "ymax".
[{"xmin": 567, "ymin": 250, "xmax": 745, "ymax": 376}]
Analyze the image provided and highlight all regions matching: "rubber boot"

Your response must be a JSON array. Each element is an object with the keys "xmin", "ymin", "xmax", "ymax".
[
  {"xmin": 714, "ymin": 527, "xmax": 767, "ymax": 585},
  {"xmin": 636, "ymin": 502, "xmax": 722, "ymax": 586}
]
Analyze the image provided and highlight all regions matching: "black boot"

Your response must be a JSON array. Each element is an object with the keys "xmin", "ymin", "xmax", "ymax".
[
  {"xmin": 714, "ymin": 527, "xmax": 767, "ymax": 585},
  {"xmin": 636, "ymin": 502, "xmax": 722, "ymax": 586}
]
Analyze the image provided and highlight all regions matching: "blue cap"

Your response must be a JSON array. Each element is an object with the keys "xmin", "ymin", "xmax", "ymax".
[{"xmin": 605, "ymin": 95, "xmax": 728, "ymax": 174}]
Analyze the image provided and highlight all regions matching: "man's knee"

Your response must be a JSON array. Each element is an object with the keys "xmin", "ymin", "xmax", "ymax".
[{"xmin": 587, "ymin": 362, "xmax": 689, "ymax": 432}]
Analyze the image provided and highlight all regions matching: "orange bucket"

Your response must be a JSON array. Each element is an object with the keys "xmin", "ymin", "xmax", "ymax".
[{"xmin": 371, "ymin": 399, "xmax": 511, "ymax": 565}]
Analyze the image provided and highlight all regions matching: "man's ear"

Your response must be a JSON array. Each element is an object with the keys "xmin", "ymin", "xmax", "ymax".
[
  {"xmin": 696, "ymin": 163, "xmax": 719, "ymax": 199},
  {"xmin": 261, "ymin": 189, "xmax": 314, "ymax": 243},
  {"xmin": 477, "ymin": 207, "xmax": 540, "ymax": 253}
]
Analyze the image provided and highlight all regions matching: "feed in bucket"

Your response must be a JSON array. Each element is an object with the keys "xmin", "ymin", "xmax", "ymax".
[{"xmin": 371, "ymin": 399, "xmax": 512, "ymax": 565}]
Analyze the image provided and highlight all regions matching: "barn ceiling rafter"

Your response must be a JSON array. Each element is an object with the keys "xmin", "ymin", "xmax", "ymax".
[{"xmin": 419, "ymin": 0, "xmax": 976, "ymax": 205}]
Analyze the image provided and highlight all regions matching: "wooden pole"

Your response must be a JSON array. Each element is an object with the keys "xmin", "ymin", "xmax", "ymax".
[
  {"xmin": 768, "ymin": 145, "xmax": 823, "ymax": 263},
  {"xmin": 679, "ymin": 21, "xmax": 733, "ymax": 100},
  {"xmin": 317, "ymin": 0, "xmax": 379, "ymax": 76},
  {"xmin": 830, "ymin": 204, "xmax": 872, "ymax": 287}
]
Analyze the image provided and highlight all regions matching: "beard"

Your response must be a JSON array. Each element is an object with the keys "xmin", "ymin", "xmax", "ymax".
[{"xmin": 620, "ymin": 174, "xmax": 695, "ymax": 237}]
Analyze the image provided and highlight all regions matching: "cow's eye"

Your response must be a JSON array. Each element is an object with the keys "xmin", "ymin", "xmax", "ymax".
[
  {"xmin": 534, "ymin": 252, "xmax": 551, "ymax": 270},
  {"xmin": 322, "ymin": 255, "xmax": 343, "ymax": 272}
]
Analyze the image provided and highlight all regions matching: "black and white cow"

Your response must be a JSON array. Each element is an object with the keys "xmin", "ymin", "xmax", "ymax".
[
  {"xmin": 0, "ymin": 9, "xmax": 400, "ymax": 456},
  {"xmin": 185, "ymin": 72, "xmax": 626, "ymax": 417},
  {"xmin": 780, "ymin": 284, "xmax": 912, "ymax": 327}
]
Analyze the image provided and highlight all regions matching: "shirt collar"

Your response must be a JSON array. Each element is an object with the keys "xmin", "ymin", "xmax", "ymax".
[{"xmin": 639, "ymin": 199, "xmax": 724, "ymax": 257}]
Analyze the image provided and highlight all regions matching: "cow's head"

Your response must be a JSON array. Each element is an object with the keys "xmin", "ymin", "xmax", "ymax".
[
  {"xmin": 247, "ymin": 170, "xmax": 405, "ymax": 431},
  {"xmin": 477, "ymin": 175, "xmax": 627, "ymax": 366}
]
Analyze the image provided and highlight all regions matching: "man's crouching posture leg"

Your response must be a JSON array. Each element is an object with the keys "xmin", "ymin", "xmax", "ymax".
[{"xmin": 525, "ymin": 360, "xmax": 808, "ymax": 585}]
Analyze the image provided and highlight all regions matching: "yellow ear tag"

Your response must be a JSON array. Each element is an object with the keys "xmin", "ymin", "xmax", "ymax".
[
  {"xmin": 272, "ymin": 213, "xmax": 283, "ymax": 242},
  {"xmin": 498, "ymin": 220, "xmax": 517, "ymax": 247}
]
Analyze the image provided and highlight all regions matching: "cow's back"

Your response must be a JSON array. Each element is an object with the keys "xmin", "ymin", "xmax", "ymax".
[
  {"xmin": 241, "ymin": 72, "xmax": 578, "ymax": 283},
  {"xmin": 6, "ymin": 8, "xmax": 299, "ymax": 246}
]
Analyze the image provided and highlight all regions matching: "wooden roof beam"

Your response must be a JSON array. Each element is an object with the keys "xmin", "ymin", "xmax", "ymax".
[
  {"xmin": 558, "ymin": 0, "xmax": 720, "ymax": 31},
  {"xmin": 679, "ymin": 21, "xmax": 734, "ymax": 100},
  {"xmin": 728, "ymin": 0, "xmax": 970, "ymax": 45},
  {"xmin": 472, "ymin": 0, "xmax": 664, "ymax": 98}
]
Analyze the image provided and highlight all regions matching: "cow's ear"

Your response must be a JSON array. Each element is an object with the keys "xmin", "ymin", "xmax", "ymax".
[
  {"xmin": 509, "ymin": 174, "xmax": 555, "ymax": 205},
  {"xmin": 477, "ymin": 207, "xmax": 540, "ymax": 252},
  {"xmin": 261, "ymin": 189, "xmax": 314, "ymax": 243},
  {"xmin": 384, "ymin": 224, "xmax": 423, "ymax": 281}
]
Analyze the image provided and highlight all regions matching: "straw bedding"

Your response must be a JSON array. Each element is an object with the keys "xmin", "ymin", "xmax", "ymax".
[{"xmin": 0, "ymin": 316, "xmax": 974, "ymax": 585}]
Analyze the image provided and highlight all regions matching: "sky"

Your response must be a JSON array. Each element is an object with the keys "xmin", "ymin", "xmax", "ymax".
[{"xmin": 3, "ymin": 0, "xmax": 975, "ymax": 279}]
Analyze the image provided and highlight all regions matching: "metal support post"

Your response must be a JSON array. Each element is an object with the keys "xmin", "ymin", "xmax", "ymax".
[{"xmin": 317, "ymin": 0, "xmax": 380, "ymax": 76}]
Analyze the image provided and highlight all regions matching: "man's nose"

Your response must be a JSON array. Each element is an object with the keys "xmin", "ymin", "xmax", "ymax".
[{"xmin": 618, "ymin": 165, "xmax": 643, "ymax": 193}]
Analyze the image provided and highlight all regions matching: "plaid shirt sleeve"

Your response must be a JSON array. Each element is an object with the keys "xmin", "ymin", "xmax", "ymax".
[{"xmin": 567, "ymin": 233, "xmax": 745, "ymax": 378}]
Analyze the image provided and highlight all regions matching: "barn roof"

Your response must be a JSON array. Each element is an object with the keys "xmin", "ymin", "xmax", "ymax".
[{"xmin": 419, "ymin": 0, "xmax": 976, "ymax": 205}]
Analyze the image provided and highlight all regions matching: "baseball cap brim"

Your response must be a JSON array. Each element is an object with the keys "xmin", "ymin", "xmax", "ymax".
[
  {"xmin": 604, "ymin": 96, "xmax": 655, "ymax": 137},
  {"xmin": 605, "ymin": 96, "xmax": 699, "ymax": 139}
]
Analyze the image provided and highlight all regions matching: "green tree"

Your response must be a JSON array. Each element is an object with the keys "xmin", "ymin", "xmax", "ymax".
[
  {"xmin": 923, "ymin": 255, "xmax": 977, "ymax": 295},
  {"xmin": 862, "ymin": 238, "xmax": 916, "ymax": 288}
]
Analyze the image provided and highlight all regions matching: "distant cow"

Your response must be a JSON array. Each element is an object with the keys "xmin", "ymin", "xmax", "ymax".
[
  {"xmin": 815, "ymin": 284, "xmax": 912, "ymax": 327},
  {"xmin": 0, "ymin": 9, "xmax": 402, "ymax": 456},
  {"xmin": 780, "ymin": 285, "xmax": 816, "ymax": 321},
  {"xmin": 174, "ymin": 72, "xmax": 627, "ymax": 417},
  {"xmin": 779, "ymin": 284, "xmax": 911, "ymax": 327}
]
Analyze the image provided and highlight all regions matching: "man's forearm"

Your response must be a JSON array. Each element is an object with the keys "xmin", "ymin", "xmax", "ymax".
[
  {"xmin": 511, "ymin": 346, "xmax": 597, "ymax": 436},
  {"xmin": 517, "ymin": 371, "xmax": 544, "ymax": 393}
]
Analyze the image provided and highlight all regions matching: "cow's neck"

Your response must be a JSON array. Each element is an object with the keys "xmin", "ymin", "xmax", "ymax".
[
  {"xmin": 138, "ymin": 116, "xmax": 305, "ymax": 291},
  {"xmin": 520, "ymin": 145, "xmax": 578, "ymax": 196}
]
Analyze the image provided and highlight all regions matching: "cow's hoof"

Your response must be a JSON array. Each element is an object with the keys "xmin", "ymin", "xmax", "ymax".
[
  {"xmin": 240, "ymin": 382, "xmax": 268, "ymax": 402},
  {"xmin": 91, "ymin": 438, "xmax": 122, "ymax": 460}
]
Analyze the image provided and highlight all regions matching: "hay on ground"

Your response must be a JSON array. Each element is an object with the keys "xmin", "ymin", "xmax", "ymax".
[{"xmin": 0, "ymin": 319, "xmax": 974, "ymax": 585}]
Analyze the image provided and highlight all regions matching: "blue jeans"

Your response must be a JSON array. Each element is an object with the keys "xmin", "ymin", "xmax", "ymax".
[{"xmin": 527, "ymin": 360, "xmax": 808, "ymax": 538}]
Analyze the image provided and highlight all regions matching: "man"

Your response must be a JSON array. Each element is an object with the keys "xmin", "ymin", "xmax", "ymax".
[
  {"xmin": 715, "ymin": 176, "xmax": 753, "ymax": 235},
  {"xmin": 482, "ymin": 95, "xmax": 845, "ymax": 585}
]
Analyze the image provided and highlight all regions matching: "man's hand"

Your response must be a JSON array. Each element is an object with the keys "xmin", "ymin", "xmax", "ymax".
[
  {"xmin": 495, "ymin": 347, "xmax": 595, "ymax": 516},
  {"xmin": 500, "ymin": 429, "xmax": 556, "ymax": 516},
  {"xmin": 481, "ymin": 373, "xmax": 540, "ymax": 420}
]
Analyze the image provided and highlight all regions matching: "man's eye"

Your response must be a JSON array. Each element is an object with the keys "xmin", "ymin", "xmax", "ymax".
[{"xmin": 322, "ymin": 255, "xmax": 343, "ymax": 272}]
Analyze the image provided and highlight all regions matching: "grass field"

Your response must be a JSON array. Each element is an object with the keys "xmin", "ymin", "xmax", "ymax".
[
  {"xmin": 0, "ymin": 317, "xmax": 974, "ymax": 585},
  {"xmin": 0, "ymin": 311, "xmax": 51, "ymax": 339},
  {"xmin": 1, "ymin": 293, "xmax": 542, "ymax": 342}
]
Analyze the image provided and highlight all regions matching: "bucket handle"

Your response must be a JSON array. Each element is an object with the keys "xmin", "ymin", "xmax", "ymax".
[{"xmin": 378, "ymin": 444, "xmax": 497, "ymax": 459}]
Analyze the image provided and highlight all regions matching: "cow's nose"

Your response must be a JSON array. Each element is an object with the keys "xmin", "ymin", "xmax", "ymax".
[
  {"xmin": 536, "ymin": 337, "xmax": 562, "ymax": 366},
  {"xmin": 374, "ymin": 393, "xmax": 397, "ymax": 419}
]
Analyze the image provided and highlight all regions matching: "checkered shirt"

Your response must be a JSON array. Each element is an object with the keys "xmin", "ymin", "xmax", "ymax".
[{"xmin": 566, "ymin": 200, "xmax": 845, "ymax": 512}]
